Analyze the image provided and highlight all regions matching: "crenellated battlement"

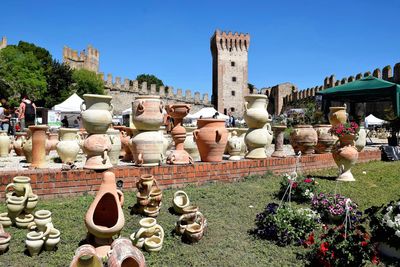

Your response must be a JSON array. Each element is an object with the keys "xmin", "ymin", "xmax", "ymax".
[
  {"xmin": 63, "ymin": 44, "xmax": 100, "ymax": 73},
  {"xmin": 282, "ymin": 61, "xmax": 400, "ymax": 109},
  {"xmin": 211, "ymin": 30, "xmax": 250, "ymax": 52},
  {"xmin": 100, "ymin": 73, "xmax": 211, "ymax": 114}
]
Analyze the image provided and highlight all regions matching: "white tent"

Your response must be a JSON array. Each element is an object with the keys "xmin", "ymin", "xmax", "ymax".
[
  {"xmin": 365, "ymin": 114, "xmax": 386, "ymax": 127},
  {"xmin": 53, "ymin": 93, "xmax": 83, "ymax": 112},
  {"xmin": 122, "ymin": 107, "xmax": 131, "ymax": 115},
  {"xmin": 186, "ymin": 107, "xmax": 229, "ymax": 120}
]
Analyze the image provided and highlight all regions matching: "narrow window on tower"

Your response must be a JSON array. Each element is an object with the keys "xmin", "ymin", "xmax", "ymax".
[
  {"xmin": 231, "ymin": 90, "xmax": 235, "ymax": 96},
  {"xmin": 231, "ymin": 61, "xmax": 235, "ymax": 67},
  {"xmin": 232, "ymin": 77, "xmax": 237, "ymax": 82}
]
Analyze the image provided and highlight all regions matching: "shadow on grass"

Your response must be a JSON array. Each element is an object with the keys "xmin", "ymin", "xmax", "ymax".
[{"xmin": 312, "ymin": 175, "xmax": 337, "ymax": 181}]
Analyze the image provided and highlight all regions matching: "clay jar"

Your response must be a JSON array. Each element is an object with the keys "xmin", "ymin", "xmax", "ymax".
[
  {"xmin": 70, "ymin": 244, "xmax": 103, "ymax": 267},
  {"xmin": 194, "ymin": 119, "xmax": 228, "ymax": 162},
  {"xmin": 243, "ymin": 94, "xmax": 271, "ymax": 128},
  {"xmin": 332, "ymin": 145, "xmax": 358, "ymax": 181},
  {"xmin": 184, "ymin": 127, "xmax": 200, "ymax": 162},
  {"xmin": 313, "ymin": 124, "xmax": 337, "ymax": 154},
  {"xmin": 22, "ymin": 133, "xmax": 33, "ymax": 163},
  {"xmin": 271, "ymin": 125, "xmax": 287, "ymax": 158},
  {"xmin": 108, "ymin": 238, "xmax": 146, "ymax": 267},
  {"xmin": 26, "ymin": 231, "xmax": 44, "ymax": 256},
  {"xmin": 13, "ymin": 132, "xmax": 27, "ymax": 156},
  {"xmin": 131, "ymin": 218, "xmax": 164, "ymax": 252},
  {"xmin": 227, "ymin": 131, "xmax": 242, "ymax": 160},
  {"xmin": 5, "ymin": 176, "xmax": 32, "ymax": 197},
  {"xmin": 107, "ymin": 128, "xmax": 122, "ymax": 166},
  {"xmin": 355, "ymin": 125, "xmax": 366, "ymax": 152},
  {"xmin": 245, "ymin": 126, "xmax": 273, "ymax": 159},
  {"xmin": 290, "ymin": 125, "xmax": 318, "ymax": 154},
  {"xmin": 82, "ymin": 134, "xmax": 112, "ymax": 170},
  {"xmin": 29, "ymin": 125, "xmax": 49, "ymax": 168},
  {"xmin": 132, "ymin": 95, "xmax": 164, "ymax": 131},
  {"xmin": 0, "ymin": 231, "xmax": 11, "ymax": 254},
  {"xmin": 0, "ymin": 130, "xmax": 11, "ymax": 157},
  {"xmin": 130, "ymin": 131, "xmax": 164, "ymax": 166},
  {"xmin": 44, "ymin": 228, "xmax": 60, "ymax": 251},
  {"xmin": 329, "ymin": 106, "xmax": 347, "ymax": 127},
  {"xmin": 81, "ymin": 94, "xmax": 113, "ymax": 134},
  {"xmin": 56, "ymin": 128, "xmax": 80, "ymax": 164},
  {"xmin": 46, "ymin": 132, "xmax": 59, "ymax": 154}
]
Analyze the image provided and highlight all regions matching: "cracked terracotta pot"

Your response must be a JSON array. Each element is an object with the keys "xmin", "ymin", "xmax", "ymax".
[
  {"xmin": 56, "ymin": 128, "xmax": 80, "ymax": 164},
  {"xmin": 29, "ymin": 125, "xmax": 49, "ymax": 168},
  {"xmin": 193, "ymin": 119, "xmax": 228, "ymax": 162},
  {"xmin": 81, "ymin": 94, "xmax": 113, "ymax": 134},
  {"xmin": 108, "ymin": 238, "xmax": 146, "ymax": 267},
  {"xmin": 132, "ymin": 95, "xmax": 164, "ymax": 131}
]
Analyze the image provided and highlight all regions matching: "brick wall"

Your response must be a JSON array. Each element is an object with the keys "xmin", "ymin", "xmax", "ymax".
[{"xmin": 0, "ymin": 150, "xmax": 380, "ymax": 199}]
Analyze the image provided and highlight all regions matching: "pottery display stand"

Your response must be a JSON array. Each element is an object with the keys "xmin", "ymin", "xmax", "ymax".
[
  {"xmin": 84, "ymin": 171, "xmax": 125, "ymax": 258},
  {"xmin": 165, "ymin": 104, "xmax": 193, "ymax": 164},
  {"xmin": 25, "ymin": 209, "xmax": 61, "ymax": 256},
  {"xmin": 175, "ymin": 205, "xmax": 207, "ymax": 243},
  {"xmin": 29, "ymin": 125, "xmax": 49, "ymax": 168},
  {"xmin": 0, "ymin": 224, "xmax": 11, "ymax": 254},
  {"xmin": 133, "ymin": 175, "xmax": 163, "ymax": 217},
  {"xmin": 130, "ymin": 217, "xmax": 164, "ymax": 252},
  {"xmin": 1, "ymin": 176, "xmax": 38, "ymax": 229},
  {"xmin": 271, "ymin": 125, "xmax": 287, "ymax": 158},
  {"xmin": 81, "ymin": 94, "xmax": 114, "ymax": 170}
]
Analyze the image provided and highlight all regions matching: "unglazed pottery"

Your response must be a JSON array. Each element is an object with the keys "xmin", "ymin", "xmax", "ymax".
[
  {"xmin": 5, "ymin": 176, "xmax": 33, "ymax": 197},
  {"xmin": 29, "ymin": 125, "xmax": 49, "ymax": 168},
  {"xmin": 82, "ymin": 134, "xmax": 113, "ymax": 170},
  {"xmin": 165, "ymin": 104, "xmax": 193, "ymax": 164},
  {"xmin": 0, "ymin": 225, "xmax": 11, "ymax": 254},
  {"xmin": 30, "ymin": 209, "xmax": 52, "ymax": 233},
  {"xmin": 328, "ymin": 106, "xmax": 347, "ymax": 127},
  {"xmin": 355, "ymin": 125, "xmax": 366, "ymax": 152},
  {"xmin": 134, "ymin": 175, "xmax": 162, "ymax": 217},
  {"xmin": 56, "ymin": 128, "xmax": 80, "ymax": 164},
  {"xmin": 107, "ymin": 238, "xmax": 146, "ymax": 267},
  {"xmin": 130, "ymin": 131, "xmax": 164, "ymax": 166},
  {"xmin": 44, "ymin": 228, "xmax": 61, "ymax": 251},
  {"xmin": 26, "ymin": 231, "xmax": 44, "ymax": 256},
  {"xmin": 22, "ymin": 130, "xmax": 33, "ymax": 163},
  {"xmin": 81, "ymin": 94, "xmax": 113, "ymax": 134},
  {"xmin": 243, "ymin": 94, "xmax": 271, "ymax": 128},
  {"xmin": 290, "ymin": 125, "xmax": 318, "ymax": 154},
  {"xmin": 132, "ymin": 95, "xmax": 164, "ymax": 131},
  {"xmin": 46, "ymin": 133, "xmax": 59, "ymax": 152},
  {"xmin": 70, "ymin": 244, "xmax": 103, "ymax": 267},
  {"xmin": 131, "ymin": 217, "xmax": 164, "ymax": 252},
  {"xmin": 15, "ymin": 214, "xmax": 34, "ymax": 229},
  {"xmin": 332, "ymin": 144, "xmax": 358, "ymax": 182},
  {"xmin": 271, "ymin": 125, "xmax": 287, "ymax": 158},
  {"xmin": 175, "ymin": 206, "xmax": 207, "ymax": 243},
  {"xmin": 245, "ymin": 126, "xmax": 273, "ymax": 159},
  {"xmin": 24, "ymin": 194, "xmax": 38, "ymax": 214},
  {"xmin": 314, "ymin": 124, "xmax": 337, "ymax": 154},
  {"xmin": 0, "ymin": 213, "xmax": 12, "ymax": 228},
  {"xmin": 194, "ymin": 119, "xmax": 228, "ymax": 162},
  {"xmin": 173, "ymin": 191, "xmax": 190, "ymax": 214},
  {"xmin": 227, "ymin": 131, "xmax": 242, "ymax": 160},
  {"xmin": 13, "ymin": 132, "xmax": 27, "ymax": 156},
  {"xmin": 6, "ymin": 196, "xmax": 25, "ymax": 220},
  {"xmin": 0, "ymin": 130, "xmax": 11, "ymax": 157},
  {"xmin": 107, "ymin": 128, "xmax": 122, "ymax": 166},
  {"xmin": 184, "ymin": 127, "xmax": 200, "ymax": 162}
]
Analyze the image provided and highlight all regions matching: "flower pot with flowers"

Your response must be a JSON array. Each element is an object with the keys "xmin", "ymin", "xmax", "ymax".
[
  {"xmin": 277, "ymin": 174, "xmax": 318, "ymax": 203},
  {"xmin": 311, "ymin": 193, "xmax": 362, "ymax": 224},
  {"xmin": 329, "ymin": 122, "xmax": 360, "ymax": 182},
  {"xmin": 366, "ymin": 199, "xmax": 400, "ymax": 259},
  {"xmin": 251, "ymin": 202, "xmax": 320, "ymax": 246}
]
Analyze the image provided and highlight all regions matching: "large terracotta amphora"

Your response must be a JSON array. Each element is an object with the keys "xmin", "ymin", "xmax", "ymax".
[
  {"xmin": 328, "ymin": 106, "xmax": 347, "ymax": 127},
  {"xmin": 290, "ymin": 125, "xmax": 318, "ymax": 154},
  {"xmin": 131, "ymin": 95, "xmax": 164, "ymax": 131},
  {"xmin": 243, "ymin": 94, "xmax": 271, "ymax": 128},
  {"xmin": 314, "ymin": 124, "xmax": 337, "ymax": 154},
  {"xmin": 0, "ymin": 130, "xmax": 11, "ymax": 157},
  {"xmin": 130, "ymin": 131, "xmax": 164, "ymax": 166},
  {"xmin": 13, "ymin": 132, "xmax": 27, "ymax": 156},
  {"xmin": 108, "ymin": 238, "xmax": 146, "ymax": 267},
  {"xmin": 81, "ymin": 94, "xmax": 113, "ymax": 134},
  {"xmin": 193, "ymin": 119, "xmax": 228, "ymax": 162},
  {"xmin": 56, "ymin": 128, "xmax": 80, "ymax": 164},
  {"xmin": 332, "ymin": 145, "xmax": 358, "ymax": 181}
]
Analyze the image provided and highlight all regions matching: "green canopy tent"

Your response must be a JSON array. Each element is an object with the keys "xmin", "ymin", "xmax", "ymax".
[{"xmin": 317, "ymin": 76, "xmax": 400, "ymax": 119}]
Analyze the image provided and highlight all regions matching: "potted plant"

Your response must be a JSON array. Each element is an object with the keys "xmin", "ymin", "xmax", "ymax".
[
  {"xmin": 277, "ymin": 174, "xmax": 318, "ymax": 203},
  {"xmin": 305, "ymin": 224, "xmax": 379, "ymax": 266},
  {"xmin": 329, "ymin": 122, "xmax": 359, "ymax": 146},
  {"xmin": 366, "ymin": 199, "xmax": 400, "ymax": 259},
  {"xmin": 311, "ymin": 193, "xmax": 361, "ymax": 224},
  {"xmin": 251, "ymin": 202, "xmax": 320, "ymax": 246}
]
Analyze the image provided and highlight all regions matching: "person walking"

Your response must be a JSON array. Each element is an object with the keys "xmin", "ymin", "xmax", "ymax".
[{"xmin": 17, "ymin": 95, "xmax": 36, "ymax": 130}]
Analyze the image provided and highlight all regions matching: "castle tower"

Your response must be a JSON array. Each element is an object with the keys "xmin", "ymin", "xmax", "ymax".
[
  {"xmin": 0, "ymin": 36, "xmax": 7, "ymax": 50},
  {"xmin": 62, "ymin": 44, "xmax": 99, "ymax": 73},
  {"xmin": 210, "ymin": 30, "xmax": 250, "ymax": 116}
]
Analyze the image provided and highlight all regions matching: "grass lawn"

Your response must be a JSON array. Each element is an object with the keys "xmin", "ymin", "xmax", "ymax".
[{"xmin": 1, "ymin": 160, "xmax": 400, "ymax": 266}]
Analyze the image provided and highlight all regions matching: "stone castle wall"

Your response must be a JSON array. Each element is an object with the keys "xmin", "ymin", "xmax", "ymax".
[
  {"xmin": 101, "ymin": 73, "xmax": 211, "ymax": 114},
  {"xmin": 63, "ymin": 45, "xmax": 99, "ymax": 73},
  {"xmin": 0, "ymin": 36, "xmax": 7, "ymax": 50}
]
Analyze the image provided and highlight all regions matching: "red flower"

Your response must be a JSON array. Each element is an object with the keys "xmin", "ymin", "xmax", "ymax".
[
  {"xmin": 304, "ymin": 232, "xmax": 315, "ymax": 247},
  {"xmin": 304, "ymin": 178, "xmax": 313, "ymax": 183},
  {"xmin": 371, "ymin": 255, "xmax": 380, "ymax": 265},
  {"xmin": 320, "ymin": 242, "xmax": 330, "ymax": 255},
  {"xmin": 291, "ymin": 182, "xmax": 298, "ymax": 189},
  {"xmin": 361, "ymin": 241, "xmax": 368, "ymax": 247}
]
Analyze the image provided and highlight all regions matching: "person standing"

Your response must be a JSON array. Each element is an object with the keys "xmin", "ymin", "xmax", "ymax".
[
  {"xmin": 0, "ymin": 99, "xmax": 11, "ymax": 133},
  {"xmin": 17, "ymin": 95, "xmax": 36, "ymax": 130}
]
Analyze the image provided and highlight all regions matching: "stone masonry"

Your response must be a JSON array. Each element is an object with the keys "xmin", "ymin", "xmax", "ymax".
[
  {"xmin": 0, "ymin": 36, "xmax": 7, "ymax": 50},
  {"xmin": 211, "ymin": 30, "xmax": 250, "ymax": 117},
  {"xmin": 62, "ymin": 45, "xmax": 99, "ymax": 73}
]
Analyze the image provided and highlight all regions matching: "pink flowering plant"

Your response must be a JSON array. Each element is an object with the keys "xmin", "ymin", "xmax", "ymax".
[
  {"xmin": 329, "ymin": 122, "xmax": 359, "ymax": 138},
  {"xmin": 311, "ymin": 193, "xmax": 362, "ymax": 224},
  {"xmin": 278, "ymin": 174, "xmax": 318, "ymax": 203}
]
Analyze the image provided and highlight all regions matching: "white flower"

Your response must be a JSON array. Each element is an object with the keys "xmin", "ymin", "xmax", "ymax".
[
  {"xmin": 387, "ymin": 220, "xmax": 395, "ymax": 228},
  {"xmin": 387, "ymin": 206, "xmax": 393, "ymax": 212},
  {"xmin": 309, "ymin": 192, "xmax": 314, "ymax": 199},
  {"xmin": 396, "ymin": 230, "xmax": 400, "ymax": 237},
  {"xmin": 362, "ymin": 171, "xmax": 367, "ymax": 174}
]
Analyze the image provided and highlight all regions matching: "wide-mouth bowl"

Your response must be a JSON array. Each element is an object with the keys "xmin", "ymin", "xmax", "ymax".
[
  {"xmin": 15, "ymin": 214, "xmax": 34, "ymax": 223},
  {"xmin": 139, "ymin": 217, "xmax": 156, "ymax": 228},
  {"xmin": 34, "ymin": 210, "xmax": 51, "ymax": 219},
  {"xmin": 144, "ymin": 236, "xmax": 162, "ymax": 246},
  {"xmin": 182, "ymin": 205, "xmax": 198, "ymax": 214},
  {"xmin": 27, "ymin": 231, "xmax": 43, "ymax": 239},
  {"xmin": 140, "ymin": 174, "xmax": 154, "ymax": 181},
  {"xmin": 185, "ymin": 223, "xmax": 202, "ymax": 234}
]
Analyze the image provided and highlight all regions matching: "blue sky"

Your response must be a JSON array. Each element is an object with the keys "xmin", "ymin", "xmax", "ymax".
[{"xmin": 1, "ymin": 0, "xmax": 400, "ymax": 95}]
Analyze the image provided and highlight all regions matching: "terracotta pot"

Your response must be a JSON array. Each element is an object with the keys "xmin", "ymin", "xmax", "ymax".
[
  {"xmin": 173, "ymin": 191, "xmax": 190, "ymax": 214},
  {"xmin": 46, "ymin": 133, "xmax": 59, "ymax": 152},
  {"xmin": 132, "ymin": 95, "xmax": 164, "ymax": 131},
  {"xmin": 70, "ymin": 244, "xmax": 103, "ymax": 267},
  {"xmin": 26, "ymin": 231, "xmax": 44, "ymax": 256},
  {"xmin": 332, "ymin": 145, "xmax": 358, "ymax": 181},
  {"xmin": 29, "ymin": 125, "xmax": 49, "ymax": 168},
  {"xmin": 184, "ymin": 223, "xmax": 204, "ymax": 243},
  {"xmin": 130, "ymin": 131, "xmax": 164, "ymax": 166},
  {"xmin": 136, "ymin": 174, "xmax": 155, "ymax": 196},
  {"xmin": 113, "ymin": 126, "xmax": 126, "ymax": 158},
  {"xmin": 290, "ymin": 125, "xmax": 318, "ymax": 154},
  {"xmin": 13, "ymin": 132, "xmax": 27, "ymax": 156},
  {"xmin": 245, "ymin": 126, "xmax": 273, "ymax": 159},
  {"xmin": 81, "ymin": 94, "xmax": 113, "ymax": 134},
  {"xmin": 328, "ymin": 106, "xmax": 347, "ymax": 127},
  {"xmin": 56, "ymin": 128, "xmax": 80, "ymax": 164},
  {"xmin": 108, "ymin": 238, "xmax": 146, "ymax": 267},
  {"xmin": 24, "ymin": 194, "xmax": 38, "ymax": 214},
  {"xmin": 44, "ymin": 228, "xmax": 60, "ymax": 251},
  {"xmin": 184, "ymin": 127, "xmax": 200, "ymax": 161},
  {"xmin": 0, "ymin": 130, "xmax": 11, "ymax": 157},
  {"xmin": 314, "ymin": 124, "xmax": 337, "ymax": 154},
  {"xmin": 85, "ymin": 171, "xmax": 125, "ymax": 240},
  {"xmin": 243, "ymin": 94, "xmax": 271, "ymax": 128},
  {"xmin": 0, "ymin": 231, "xmax": 11, "ymax": 254},
  {"xmin": 271, "ymin": 125, "xmax": 287, "ymax": 158},
  {"xmin": 194, "ymin": 119, "xmax": 228, "ymax": 162},
  {"xmin": 31, "ymin": 209, "xmax": 52, "ymax": 232},
  {"xmin": 82, "ymin": 134, "xmax": 113, "ymax": 170},
  {"xmin": 107, "ymin": 128, "xmax": 121, "ymax": 166},
  {"xmin": 355, "ymin": 126, "xmax": 366, "ymax": 152},
  {"xmin": 131, "ymin": 218, "xmax": 164, "ymax": 252},
  {"xmin": 227, "ymin": 131, "xmax": 242, "ymax": 160}
]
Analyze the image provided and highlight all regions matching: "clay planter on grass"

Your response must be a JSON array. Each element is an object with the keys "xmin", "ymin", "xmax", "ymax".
[
  {"xmin": 26, "ymin": 231, "xmax": 44, "ymax": 256},
  {"xmin": 108, "ymin": 238, "xmax": 146, "ymax": 267},
  {"xmin": 29, "ymin": 125, "xmax": 49, "ymax": 168},
  {"xmin": 70, "ymin": 244, "xmax": 103, "ymax": 267},
  {"xmin": 132, "ymin": 95, "xmax": 164, "ymax": 131},
  {"xmin": 194, "ymin": 119, "xmax": 228, "ymax": 162}
]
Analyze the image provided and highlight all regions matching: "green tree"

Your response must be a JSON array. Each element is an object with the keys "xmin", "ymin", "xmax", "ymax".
[
  {"xmin": 71, "ymin": 69, "xmax": 104, "ymax": 96},
  {"xmin": 136, "ymin": 74, "xmax": 164, "ymax": 89},
  {"xmin": 0, "ymin": 46, "xmax": 47, "ymax": 106},
  {"xmin": 17, "ymin": 41, "xmax": 53, "ymax": 77},
  {"xmin": 44, "ymin": 61, "xmax": 73, "ymax": 108}
]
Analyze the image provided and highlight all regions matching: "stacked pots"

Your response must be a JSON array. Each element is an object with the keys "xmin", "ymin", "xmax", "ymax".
[
  {"xmin": 130, "ymin": 218, "xmax": 164, "ymax": 252},
  {"xmin": 130, "ymin": 96, "xmax": 164, "ymax": 166},
  {"xmin": 81, "ymin": 94, "xmax": 113, "ymax": 170},
  {"xmin": 56, "ymin": 128, "xmax": 80, "ymax": 164},
  {"xmin": 194, "ymin": 119, "xmax": 228, "ymax": 162},
  {"xmin": 243, "ymin": 95, "xmax": 272, "ymax": 158},
  {"xmin": 134, "ymin": 175, "xmax": 162, "ymax": 217}
]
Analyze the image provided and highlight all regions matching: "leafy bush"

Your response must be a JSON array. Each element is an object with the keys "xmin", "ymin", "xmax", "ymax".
[{"xmin": 277, "ymin": 174, "xmax": 318, "ymax": 203}]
